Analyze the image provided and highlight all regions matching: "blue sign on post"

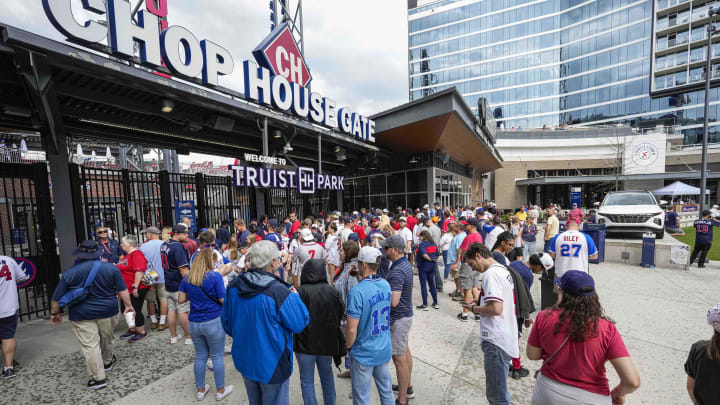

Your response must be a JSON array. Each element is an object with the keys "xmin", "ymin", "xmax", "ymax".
[
  {"xmin": 11, "ymin": 229, "xmax": 26, "ymax": 245},
  {"xmin": 175, "ymin": 200, "xmax": 197, "ymax": 235},
  {"xmin": 570, "ymin": 187, "xmax": 582, "ymax": 208}
]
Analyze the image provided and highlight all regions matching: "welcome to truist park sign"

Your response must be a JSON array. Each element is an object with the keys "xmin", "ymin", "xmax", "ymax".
[
  {"xmin": 231, "ymin": 154, "xmax": 344, "ymax": 195},
  {"xmin": 42, "ymin": 0, "xmax": 376, "ymax": 143}
]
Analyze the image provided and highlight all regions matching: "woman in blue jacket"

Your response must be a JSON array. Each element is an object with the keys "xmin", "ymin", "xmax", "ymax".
[{"xmin": 416, "ymin": 230, "xmax": 440, "ymax": 310}]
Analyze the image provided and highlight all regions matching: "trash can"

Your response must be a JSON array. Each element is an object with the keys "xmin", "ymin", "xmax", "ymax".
[
  {"xmin": 540, "ymin": 268, "xmax": 557, "ymax": 310},
  {"xmin": 641, "ymin": 232, "xmax": 656, "ymax": 269},
  {"xmin": 582, "ymin": 223, "xmax": 606, "ymax": 264}
]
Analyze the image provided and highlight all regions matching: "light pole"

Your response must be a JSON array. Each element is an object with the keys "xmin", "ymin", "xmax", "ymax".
[{"xmin": 701, "ymin": 8, "xmax": 718, "ymax": 217}]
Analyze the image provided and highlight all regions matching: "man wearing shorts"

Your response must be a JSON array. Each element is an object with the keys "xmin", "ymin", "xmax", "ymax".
[
  {"xmin": 140, "ymin": 227, "xmax": 167, "ymax": 330},
  {"xmin": 447, "ymin": 220, "xmax": 467, "ymax": 299},
  {"xmin": 381, "ymin": 235, "xmax": 415, "ymax": 405},
  {"xmin": 457, "ymin": 218, "xmax": 483, "ymax": 322},
  {"xmin": 0, "ymin": 255, "xmax": 28, "ymax": 379},
  {"xmin": 161, "ymin": 224, "xmax": 192, "ymax": 344}
]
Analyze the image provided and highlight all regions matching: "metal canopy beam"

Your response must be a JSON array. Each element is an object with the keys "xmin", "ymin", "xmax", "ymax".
[{"xmin": 14, "ymin": 48, "xmax": 65, "ymax": 154}]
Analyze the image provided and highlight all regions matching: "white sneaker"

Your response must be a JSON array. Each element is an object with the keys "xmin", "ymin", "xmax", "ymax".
[
  {"xmin": 185, "ymin": 338, "xmax": 193, "ymax": 345},
  {"xmin": 224, "ymin": 345, "xmax": 232, "ymax": 354},
  {"xmin": 207, "ymin": 359, "xmax": 213, "ymax": 370},
  {"xmin": 216, "ymin": 385, "xmax": 233, "ymax": 401},
  {"xmin": 170, "ymin": 336, "xmax": 179, "ymax": 344},
  {"xmin": 197, "ymin": 384, "xmax": 210, "ymax": 401}
]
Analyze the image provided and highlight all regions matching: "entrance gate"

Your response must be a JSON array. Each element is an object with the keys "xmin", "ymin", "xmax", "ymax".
[
  {"xmin": 0, "ymin": 162, "xmax": 60, "ymax": 320},
  {"xmin": 70, "ymin": 164, "xmax": 255, "ymax": 243}
]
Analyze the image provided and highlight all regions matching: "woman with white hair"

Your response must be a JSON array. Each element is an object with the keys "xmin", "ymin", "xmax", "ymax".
[{"xmin": 116, "ymin": 234, "xmax": 150, "ymax": 342}]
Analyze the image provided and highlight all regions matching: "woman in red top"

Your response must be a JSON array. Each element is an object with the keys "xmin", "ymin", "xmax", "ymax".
[
  {"xmin": 527, "ymin": 271, "xmax": 640, "ymax": 405},
  {"xmin": 116, "ymin": 234, "xmax": 150, "ymax": 343}
]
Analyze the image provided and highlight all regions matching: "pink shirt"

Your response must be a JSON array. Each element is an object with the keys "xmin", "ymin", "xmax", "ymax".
[{"xmin": 459, "ymin": 232, "xmax": 483, "ymax": 252}]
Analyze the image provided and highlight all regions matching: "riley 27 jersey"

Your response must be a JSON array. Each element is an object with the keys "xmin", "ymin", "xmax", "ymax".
[
  {"xmin": 291, "ymin": 242, "xmax": 327, "ymax": 280},
  {"xmin": 549, "ymin": 230, "xmax": 597, "ymax": 277}
]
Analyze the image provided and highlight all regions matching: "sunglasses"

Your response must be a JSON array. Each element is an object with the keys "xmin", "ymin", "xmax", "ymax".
[{"xmin": 97, "ymin": 231, "xmax": 108, "ymax": 234}]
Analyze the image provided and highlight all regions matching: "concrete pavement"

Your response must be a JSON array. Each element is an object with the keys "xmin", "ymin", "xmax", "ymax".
[{"xmin": 1, "ymin": 260, "xmax": 717, "ymax": 404}]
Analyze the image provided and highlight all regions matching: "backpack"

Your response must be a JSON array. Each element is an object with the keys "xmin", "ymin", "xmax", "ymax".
[{"xmin": 58, "ymin": 261, "xmax": 102, "ymax": 308}]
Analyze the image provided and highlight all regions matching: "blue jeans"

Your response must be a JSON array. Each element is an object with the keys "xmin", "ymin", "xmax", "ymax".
[
  {"xmin": 418, "ymin": 267, "xmax": 438, "ymax": 306},
  {"xmin": 442, "ymin": 251, "xmax": 449, "ymax": 278},
  {"xmin": 296, "ymin": 353, "xmax": 336, "ymax": 405},
  {"xmin": 481, "ymin": 341, "xmax": 511, "ymax": 405},
  {"xmin": 543, "ymin": 239, "xmax": 552, "ymax": 253},
  {"xmin": 242, "ymin": 376, "xmax": 289, "ymax": 405},
  {"xmin": 350, "ymin": 359, "xmax": 394, "ymax": 405},
  {"xmin": 523, "ymin": 241, "xmax": 536, "ymax": 259},
  {"xmin": 189, "ymin": 317, "xmax": 226, "ymax": 390}
]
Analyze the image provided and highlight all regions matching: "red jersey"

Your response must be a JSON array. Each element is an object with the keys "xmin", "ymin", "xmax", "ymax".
[
  {"xmin": 527, "ymin": 309, "xmax": 630, "ymax": 396},
  {"xmin": 460, "ymin": 231, "xmax": 483, "ymax": 251},
  {"xmin": 406, "ymin": 216, "xmax": 417, "ymax": 231},
  {"xmin": 352, "ymin": 224, "xmax": 367, "ymax": 241},
  {"xmin": 289, "ymin": 220, "xmax": 301, "ymax": 237},
  {"xmin": 116, "ymin": 249, "xmax": 149, "ymax": 293}
]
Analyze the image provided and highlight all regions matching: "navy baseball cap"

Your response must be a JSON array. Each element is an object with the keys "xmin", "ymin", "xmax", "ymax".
[
  {"xmin": 476, "ymin": 208, "xmax": 485, "ymax": 214},
  {"xmin": 268, "ymin": 219, "xmax": 279, "ymax": 228},
  {"xmin": 343, "ymin": 217, "xmax": 353, "ymax": 224},
  {"xmin": 554, "ymin": 270, "xmax": 595, "ymax": 296},
  {"xmin": 348, "ymin": 232, "xmax": 360, "ymax": 242},
  {"xmin": 466, "ymin": 217, "xmax": 479, "ymax": 226}
]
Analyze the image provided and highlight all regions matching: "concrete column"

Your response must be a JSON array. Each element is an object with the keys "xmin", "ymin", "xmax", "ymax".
[{"xmin": 47, "ymin": 133, "xmax": 77, "ymax": 270}]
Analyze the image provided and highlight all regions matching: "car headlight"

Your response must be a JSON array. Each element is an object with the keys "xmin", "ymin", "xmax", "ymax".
[
  {"xmin": 653, "ymin": 218, "xmax": 662, "ymax": 225},
  {"xmin": 598, "ymin": 218, "xmax": 606, "ymax": 224}
]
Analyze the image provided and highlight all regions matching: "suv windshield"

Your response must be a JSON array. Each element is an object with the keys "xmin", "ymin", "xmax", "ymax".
[{"xmin": 603, "ymin": 193, "xmax": 656, "ymax": 206}]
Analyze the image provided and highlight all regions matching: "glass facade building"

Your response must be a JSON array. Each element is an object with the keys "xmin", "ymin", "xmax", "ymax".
[{"xmin": 408, "ymin": 0, "xmax": 720, "ymax": 144}]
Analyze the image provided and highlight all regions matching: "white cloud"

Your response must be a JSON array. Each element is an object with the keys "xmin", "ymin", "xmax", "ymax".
[{"xmin": 0, "ymin": 0, "xmax": 409, "ymax": 116}]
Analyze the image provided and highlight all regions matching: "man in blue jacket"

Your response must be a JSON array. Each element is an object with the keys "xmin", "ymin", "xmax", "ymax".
[{"xmin": 222, "ymin": 240, "xmax": 309, "ymax": 405}]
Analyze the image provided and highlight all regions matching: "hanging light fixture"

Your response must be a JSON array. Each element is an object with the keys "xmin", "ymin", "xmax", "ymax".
[
  {"xmin": 273, "ymin": 130, "xmax": 282, "ymax": 138},
  {"xmin": 76, "ymin": 143, "xmax": 84, "ymax": 156},
  {"xmin": 20, "ymin": 138, "xmax": 27, "ymax": 153},
  {"xmin": 161, "ymin": 99, "xmax": 175, "ymax": 113},
  {"xmin": 409, "ymin": 155, "xmax": 418, "ymax": 164}
]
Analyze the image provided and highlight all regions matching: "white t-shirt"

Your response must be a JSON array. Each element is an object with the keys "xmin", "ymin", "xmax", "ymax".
[
  {"xmin": 439, "ymin": 232, "xmax": 453, "ymax": 252},
  {"xmin": 0, "ymin": 256, "xmax": 28, "ymax": 318},
  {"xmin": 192, "ymin": 249, "xmax": 231, "ymax": 285},
  {"xmin": 398, "ymin": 227, "xmax": 413, "ymax": 248},
  {"xmin": 511, "ymin": 224, "xmax": 523, "ymax": 248},
  {"xmin": 413, "ymin": 223, "xmax": 425, "ymax": 244},
  {"xmin": 478, "ymin": 263, "xmax": 519, "ymax": 358},
  {"xmin": 549, "ymin": 230, "xmax": 598, "ymax": 277},
  {"xmin": 339, "ymin": 227, "xmax": 354, "ymax": 243},
  {"xmin": 485, "ymin": 227, "xmax": 504, "ymax": 250}
]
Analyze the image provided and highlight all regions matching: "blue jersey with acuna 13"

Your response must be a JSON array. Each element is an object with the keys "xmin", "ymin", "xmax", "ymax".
[
  {"xmin": 346, "ymin": 275, "xmax": 392, "ymax": 367},
  {"xmin": 694, "ymin": 219, "xmax": 720, "ymax": 244}
]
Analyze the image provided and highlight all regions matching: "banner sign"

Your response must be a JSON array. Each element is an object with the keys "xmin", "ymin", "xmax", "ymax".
[
  {"xmin": 229, "ymin": 154, "xmax": 343, "ymax": 194},
  {"xmin": 175, "ymin": 200, "xmax": 197, "ymax": 235},
  {"xmin": 570, "ymin": 187, "xmax": 582, "ymax": 208},
  {"xmin": 42, "ymin": 0, "xmax": 375, "ymax": 143},
  {"xmin": 187, "ymin": 161, "xmax": 232, "ymax": 177}
]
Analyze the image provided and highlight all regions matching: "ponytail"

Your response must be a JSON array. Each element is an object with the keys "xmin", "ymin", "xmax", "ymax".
[
  {"xmin": 707, "ymin": 331, "xmax": 720, "ymax": 363},
  {"xmin": 188, "ymin": 231, "xmax": 216, "ymax": 286}
]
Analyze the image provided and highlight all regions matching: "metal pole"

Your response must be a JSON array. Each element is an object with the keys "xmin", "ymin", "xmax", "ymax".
[
  {"xmin": 318, "ymin": 135, "xmax": 322, "ymax": 174},
  {"xmin": 701, "ymin": 11, "xmax": 715, "ymax": 217},
  {"xmin": 262, "ymin": 118, "xmax": 269, "ymax": 157}
]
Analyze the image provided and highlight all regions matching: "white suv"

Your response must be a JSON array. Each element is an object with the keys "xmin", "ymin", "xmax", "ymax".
[{"xmin": 596, "ymin": 191, "xmax": 665, "ymax": 239}]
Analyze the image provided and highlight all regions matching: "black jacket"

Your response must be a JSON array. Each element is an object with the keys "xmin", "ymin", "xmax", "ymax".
[
  {"xmin": 294, "ymin": 259, "xmax": 346, "ymax": 359},
  {"xmin": 506, "ymin": 265, "xmax": 536, "ymax": 320}
]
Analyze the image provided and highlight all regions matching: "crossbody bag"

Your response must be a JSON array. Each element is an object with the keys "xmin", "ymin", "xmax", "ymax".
[
  {"xmin": 534, "ymin": 335, "xmax": 570, "ymax": 379},
  {"xmin": 199, "ymin": 284, "xmax": 222, "ymax": 306}
]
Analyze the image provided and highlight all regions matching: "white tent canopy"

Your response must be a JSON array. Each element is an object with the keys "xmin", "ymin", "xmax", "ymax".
[{"xmin": 652, "ymin": 181, "xmax": 710, "ymax": 196}]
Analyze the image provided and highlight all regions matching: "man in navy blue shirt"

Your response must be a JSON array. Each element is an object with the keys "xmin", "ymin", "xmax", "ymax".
[
  {"xmin": 690, "ymin": 210, "xmax": 720, "ymax": 268},
  {"xmin": 161, "ymin": 224, "xmax": 192, "ymax": 344},
  {"xmin": 95, "ymin": 225, "xmax": 123, "ymax": 264},
  {"xmin": 380, "ymin": 235, "xmax": 414, "ymax": 405},
  {"xmin": 50, "ymin": 240, "xmax": 134, "ymax": 390},
  {"xmin": 665, "ymin": 206, "xmax": 684, "ymax": 235}
]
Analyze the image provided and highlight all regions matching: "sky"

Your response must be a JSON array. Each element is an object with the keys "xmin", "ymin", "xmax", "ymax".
[{"xmin": 0, "ymin": 0, "xmax": 410, "ymax": 164}]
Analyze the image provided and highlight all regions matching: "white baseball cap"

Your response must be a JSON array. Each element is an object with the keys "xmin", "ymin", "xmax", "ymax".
[
  {"xmin": 538, "ymin": 253, "xmax": 554, "ymax": 270},
  {"xmin": 357, "ymin": 246, "xmax": 382, "ymax": 264},
  {"xmin": 300, "ymin": 228, "xmax": 314, "ymax": 242}
]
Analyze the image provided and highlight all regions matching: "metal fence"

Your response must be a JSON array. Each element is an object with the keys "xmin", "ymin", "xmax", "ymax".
[
  {"xmin": 0, "ymin": 162, "xmax": 59, "ymax": 320},
  {"xmin": 269, "ymin": 188, "xmax": 334, "ymax": 220},
  {"xmin": 71, "ymin": 164, "xmax": 255, "ymax": 243}
]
